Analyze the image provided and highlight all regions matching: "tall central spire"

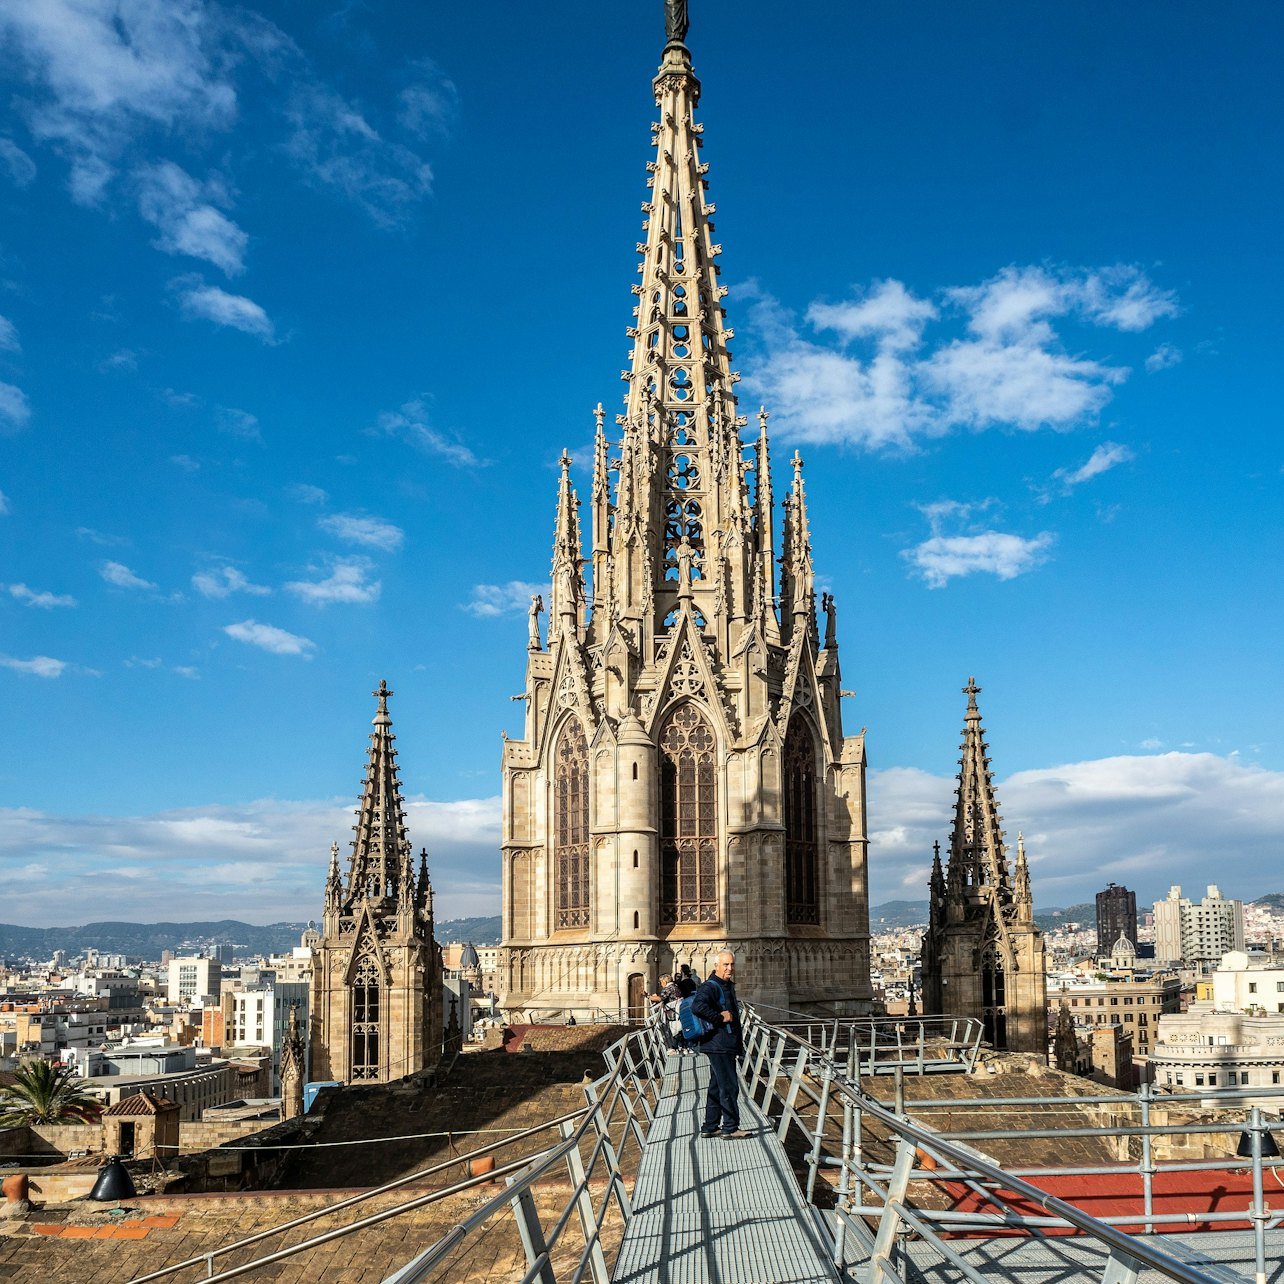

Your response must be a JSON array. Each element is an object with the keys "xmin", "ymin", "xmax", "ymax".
[
  {"xmin": 583, "ymin": 19, "xmax": 759, "ymax": 654},
  {"xmin": 500, "ymin": 8, "xmax": 872, "ymax": 1023}
]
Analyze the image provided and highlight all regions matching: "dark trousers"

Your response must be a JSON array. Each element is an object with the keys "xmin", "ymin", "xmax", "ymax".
[{"xmin": 702, "ymin": 1051, "xmax": 740, "ymax": 1133}]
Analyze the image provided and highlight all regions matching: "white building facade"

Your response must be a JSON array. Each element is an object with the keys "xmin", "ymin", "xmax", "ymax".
[{"xmin": 1153, "ymin": 885, "xmax": 1245, "ymax": 970}]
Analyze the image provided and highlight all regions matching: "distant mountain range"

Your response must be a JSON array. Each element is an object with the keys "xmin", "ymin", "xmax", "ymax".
[{"xmin": 4, "ymin": 895, "xmax": 1280, "ymax": 961}]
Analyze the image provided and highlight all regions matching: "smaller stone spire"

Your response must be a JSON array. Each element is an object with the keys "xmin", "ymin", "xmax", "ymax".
[
  {"xmin": 755, "ymin": 406, "xmax": 779, "ymax": 642},
  {"xmin": 279, "ymin": 1001, "xmax": 306, "ymax": 1120},
  {"xmin": 345, "ymin": 681, "xmax": 412, "ymax": 909},
  {"xmin": 1013, "ymin": 831, "xmax": 1032, "ymax": 920},
  {"xmin": 550, "ymin": 450, "xmax": 585, "ymax": 631},
  {"xmin": 416, "ymin": 847, "xmax": 434, "ymax": 922},
  {"xmin": 781, "ymin": 450, "xmax": 816, "ymax": 639},
  {"xmin": 946, "ymin": 676, "xmax": 1009, "ymax": 894},
  {"xmin": 324, "ymin": 841, "xmax": 342, "ymax": 914}
]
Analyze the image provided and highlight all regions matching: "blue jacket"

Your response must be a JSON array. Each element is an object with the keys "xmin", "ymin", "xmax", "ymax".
[{"xmin": 692, "ymin": 976, "xmax": 742, "ymax": 1055}]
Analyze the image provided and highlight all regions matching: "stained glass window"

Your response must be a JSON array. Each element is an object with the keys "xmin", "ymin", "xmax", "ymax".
[
  {"xmin": 659, "ymin": 704, "xmax": 718, "ymax": 924},
  {"xmin": 554, "ymin": 719, "xmax": 591, "ymax": 929}
]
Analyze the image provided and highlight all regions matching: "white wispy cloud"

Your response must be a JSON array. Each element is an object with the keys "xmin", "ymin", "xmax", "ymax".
[
  {"xmin": 136, "ymin": 160, "xmax": 247, "ymax": 274},
  {"xmin": 0, "ymin": 793, "xmax": 502, "ymax": 924},
  {"xmin": 100, "ymin": 560, "xmax": 157, "ymax": 590},
  {"xmin": 98, "ymin": 348, "xmax": 138, "ymax": 373},
  {"xmin": 866, "ymin": 751, "xmax": 1284, "ymax": 908},
  {"xmin": 396, "ymin": 60, "xmax": 458, "ymax": 140},
  {"xmin": 0, "ymin": 654, "xmax": 68, "ymax": 678},
  {"xmin": 1050, "ymin": 441, "xmax": 1135, "ymax": 494},
  {"xmin": 0, "ymin": 382, "xmax": 31, "ymax": 429},
  {"xmin": 0, "ymin": 315, "xmax": 20, "ymax": 351},
  {"xmin": 174, "ymin": 277, "xmax": 274, "ymax": 340},
  {"xmin": 904, "ymin": 531, "xmax": 1055, "ymax": 589},
  {"xmin": 463, "ymin": 580, "xmax": 543, "ymax": 618},
  {"xmin": 0, "ymin": 137, "xmax": 36, "ymax": 187},
  {"xmin": 318, "ymin": 512, "xmax": 405, "ymax": 551},
  {"xmin": 192, "ymin": 565, "xmax": 270, "ymax": 599},
  {"xmin": 215, "ymin": 406, "xmax": 262, "ymax": 441},
  {"xmin": 6, "ymin": 583, "xmax": 77, "ymax": 609},
  {"xmin": 283, "ymin": 82, "xmax": 434, "ymax": 229},
  {"xmin": 374, "ymin": 398, "xmax": 480, "ymax": 467},
  {"xmin": 223, "ymin": 619, "xmax": 315, "ymax": 656},
  {"xmin": 742, "ymin": 264, "xmax": 1177, "ymax": 451},
  {"xmin": 0, "ymin": 489, "xmax": 9, "ymax": 515},
  {"xmin": 284, "ymin": 557, "xmax": 380, "ymax": 605},
  {"xmin": 125, "ymin": 655, "xmax": 200, "ymax": 678},
  {"xmin": 290, "ymin": 483, "xmax": 329, "ymax": 505},
  {"xmin": 1145, "ymin": 343, "xmax": 1182, "ymax": 373},
  {"xmin": 901, "ymin": 498, "xmax": 1054, "ymax": 588},
  {"xmin": 0, "ymin": 0, "xmax": 238, "ymax": 204}
]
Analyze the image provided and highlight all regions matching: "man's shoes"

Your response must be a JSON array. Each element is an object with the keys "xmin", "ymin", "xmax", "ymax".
[
  {"xmin": 699, "ymin": 1129, "xmax": 719, "ymax": 1139},
  {"xmin": 719, "ymin": 1129, "xmax": 750, "ymax": 1139}
]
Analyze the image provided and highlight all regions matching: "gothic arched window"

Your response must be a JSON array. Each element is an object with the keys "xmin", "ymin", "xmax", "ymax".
[
  {"xmin": 784, "ymin": 715, "xmax": 820, "ymax": 925},
  {"xmin": 350, "ymin": 952, "xmax": 382, "ymax": 1080},
  {"xmin": 659, "ymin": 704, "xmax": 718, "ymax": 925},
  {"xmin": 554, "ymin": 720, "xmax": 591, "ymax": 929},
  {"xmin": 981, "ymin": 943, "xmax": 1008, "ymax": 1050}
]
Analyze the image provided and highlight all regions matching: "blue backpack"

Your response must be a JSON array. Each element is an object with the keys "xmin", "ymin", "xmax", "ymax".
[{"xmin": 677, "ymin": 979, "xmax": 727, "ymax": 1042}]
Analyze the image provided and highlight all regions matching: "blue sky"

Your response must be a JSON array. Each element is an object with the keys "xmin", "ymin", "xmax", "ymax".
[{"xmin": 1, "ymin": 2, "xmax": 1281, "ymax": 928}]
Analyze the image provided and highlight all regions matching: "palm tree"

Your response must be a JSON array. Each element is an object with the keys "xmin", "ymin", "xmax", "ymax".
[{"xmin": 0, "ymin": 1060, "xmax": 101, "ymax": 1126}]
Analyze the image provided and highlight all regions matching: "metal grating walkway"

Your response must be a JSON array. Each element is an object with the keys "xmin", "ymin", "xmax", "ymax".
[
  {"xmin": 612, "ymin": 1053, "xmax": 840, "ymax": 1284},
  {"xmin": 899, "ymin": 1230, "xmax": 1272, "ymax": 1284}
]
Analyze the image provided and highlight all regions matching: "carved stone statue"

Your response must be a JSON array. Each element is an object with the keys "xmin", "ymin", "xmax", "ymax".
[
  {"xmin": 528, "ymin": 594, "xmax": 543, "ymax": 650},
  {"xmin": 665, "ymin": 0, "xmax": 689, "ymax": 44}
]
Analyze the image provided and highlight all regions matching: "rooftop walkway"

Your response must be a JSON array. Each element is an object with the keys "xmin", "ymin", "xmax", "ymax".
[{"xmin": 611, "ymin": 1052, "xmax": 839, "ymax": 1284}]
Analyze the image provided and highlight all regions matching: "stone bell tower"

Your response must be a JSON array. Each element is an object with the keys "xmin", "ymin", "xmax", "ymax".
[
  {"xmin": 310, "ymin": 682, "xmax": 443, "ymax": 1083},
  {"xmin": 921, "ymin": 679, "xmax": 1048, "ymax": 1058},
  {"xmin": 499, "ymin": 8, "xmax": 873, "ymax": 1019}
]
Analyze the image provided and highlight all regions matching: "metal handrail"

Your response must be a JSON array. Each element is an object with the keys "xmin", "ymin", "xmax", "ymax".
[
  {"xmin": 736, "ymin": 1011, "xmax": 1272, "ymax": 1284},
  {"xmin": 129, "ymin": 1107, "xmax": 591, "ymax": 1283},
  {"xmin": 383, "ymin": 1015, "xmax": 667, "ymax": 1283},
  {"xmin": 129, "ymin": 1015, "xmax": 665, "ymax": 1284}
]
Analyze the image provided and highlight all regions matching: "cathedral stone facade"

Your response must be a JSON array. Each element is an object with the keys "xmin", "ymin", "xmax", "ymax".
[
  {"xmin": 499, "ymin": 28, "xmax": 873, "ymax": 1019},
  {"xmin": 310, "ymin": 682, "xmax": 443, "ymax": 1083},
  {"xmin": 920, "ymin": 680, "xmax": 1048, "ymax": 1058}
]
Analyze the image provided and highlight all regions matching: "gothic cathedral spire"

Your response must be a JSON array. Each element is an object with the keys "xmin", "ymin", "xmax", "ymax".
[
  {"xmin": 921, "ymin": 679, "xmax": 1048, "ymax": 1058},
  {"xmin": 500, "ymin": 8, "xmax": 873, "ymax": 1020},
  {"xmin": 310, "ymin": 682, "xmax": 444, "ymax": 1084}
]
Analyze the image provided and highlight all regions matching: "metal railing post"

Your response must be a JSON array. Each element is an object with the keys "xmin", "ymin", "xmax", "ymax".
[
  {"xmin": 778, "ymin": 1045, "xmax": 809, "ymax": 1141},
  {"xmin": 506, "ymin": 1177, "xmax": 557, "ymax": 1284},
  {"xmin": 1100, "ymin": 1249, "xmax": 1143, "ymax": 1284},
  {"xmin": 806, "ymin": 1060, "xmax": 832, "ymax": 1205},
  {"xmin": 868, "ymin": 1137, "xmax": 916, "ymax": 1283},
  {"xmin": 1138, "ymin": 1080, "xmax": 1155, "ymax": 1234},
  {"xmin": 1247, "ymin": 1105, "xmax": 1269, "ymax": 1284},
  {"xmin": 558, "ymin": 1119, "xmax": 610, "ymax": 1284}
]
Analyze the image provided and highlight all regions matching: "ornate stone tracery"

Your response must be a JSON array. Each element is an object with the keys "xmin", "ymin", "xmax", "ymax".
[
  {"xmin": 554, "ymin": 719, "xmax": 591, "ymax": 929},
  {"xmin": 310, "ymin": 684, "xmax": 444, "ymax": 1084},
  {"xmin": 498, "ymin": 15, "xmax": 872, "ymax": 1019},
  {"xmin": 659, "ymin": 703, "xmax": 718, "ymax": 925}
]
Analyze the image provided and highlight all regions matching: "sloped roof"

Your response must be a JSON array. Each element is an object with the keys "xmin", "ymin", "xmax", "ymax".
[{"xmin": 104, "ymin": 1090, "xmax": 178, "ymax": 1116}]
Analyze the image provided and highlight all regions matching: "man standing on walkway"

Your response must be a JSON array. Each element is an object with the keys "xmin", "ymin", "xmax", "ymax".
[{"xmin": 692, "ymin": 950, "xmax": 747, "ymax": 1139}]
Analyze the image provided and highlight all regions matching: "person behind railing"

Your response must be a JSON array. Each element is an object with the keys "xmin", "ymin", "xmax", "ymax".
[
  {"xmin": 676, "ymin": 963, "xmax": 699, "ymax": 995},
  {"xmin": 648, "ymin": 973, "xmax": 684, "ymax": 1054},
  {"xmin": 694, "ymin": 950, "xmax": 748, "ymax": 1139}
]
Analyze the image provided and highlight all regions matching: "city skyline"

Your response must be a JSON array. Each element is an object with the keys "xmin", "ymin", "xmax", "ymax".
[{"xmin": 2, "ymin": 3, "xmax": 1281, "ymax": 925}]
